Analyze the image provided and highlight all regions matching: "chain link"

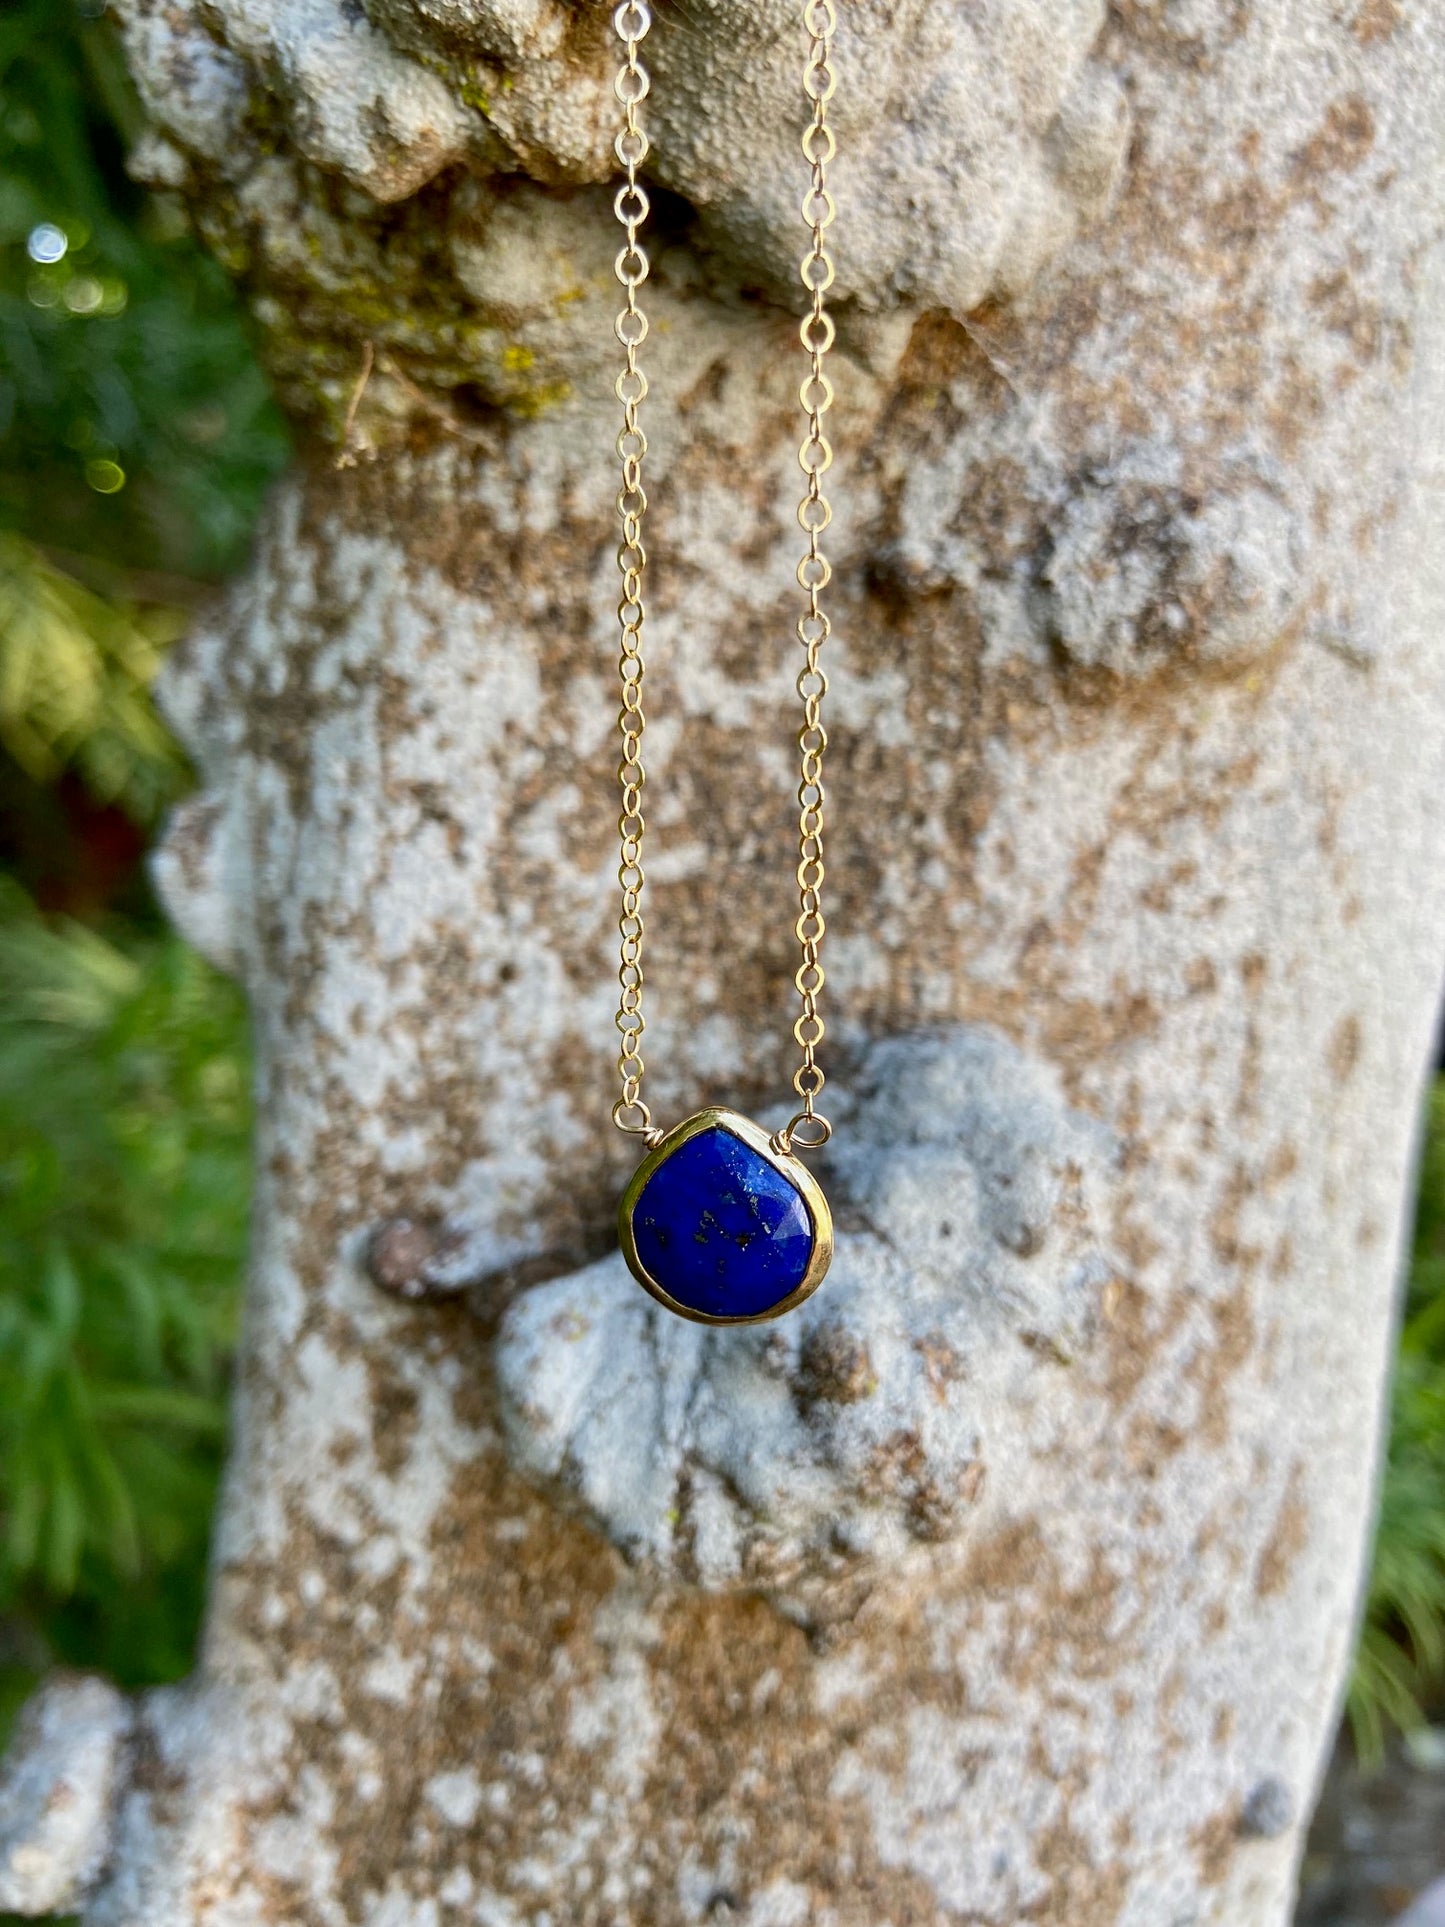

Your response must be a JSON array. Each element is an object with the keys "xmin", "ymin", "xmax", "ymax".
[{"xmin": 609, "ymin": 0, "xmax": 839, "ymax": 1157}]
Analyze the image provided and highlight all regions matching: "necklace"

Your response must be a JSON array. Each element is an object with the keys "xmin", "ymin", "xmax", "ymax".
[{"xmin": 608, "ymin": 0, "xmax": 840, "ymax": 1327}]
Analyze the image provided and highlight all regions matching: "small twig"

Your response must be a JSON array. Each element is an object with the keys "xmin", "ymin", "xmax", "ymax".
[
  {"xmin": 334, "ymin": 341, "xmax": 499, "ymax": 460},
  {"xmin": 335, "ymin": 340, "xmax": 376, "ymax": 469},
  {"xmin": 377, "ymin": 352, "xmax": 495, "ymax": 449}
]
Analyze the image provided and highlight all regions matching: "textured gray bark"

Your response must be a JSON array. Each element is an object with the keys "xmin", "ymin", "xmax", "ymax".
[{"xmin": 5, "ymin": 0, "xmax": 1445, "ymax": 1921}]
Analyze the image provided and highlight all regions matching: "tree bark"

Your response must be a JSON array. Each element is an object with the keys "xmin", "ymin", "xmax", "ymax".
[{"xmin": 6, "ymin": 0, "xmax": 1445, "ymax": 1922}]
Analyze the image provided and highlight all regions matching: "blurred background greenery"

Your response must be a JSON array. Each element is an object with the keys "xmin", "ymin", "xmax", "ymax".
[
  {"xmin": 0, "ymin": 0, "xmax": 286, "ymax": 1773},
  {"xmin": 0, "ymin": 0, "xmax": 1442, "ymax": 1829}
]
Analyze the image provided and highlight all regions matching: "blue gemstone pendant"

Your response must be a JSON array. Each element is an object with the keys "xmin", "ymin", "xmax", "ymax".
[{"xmin": 619, "ymin": 1108, "xmax": 834, "ymax": 1324}]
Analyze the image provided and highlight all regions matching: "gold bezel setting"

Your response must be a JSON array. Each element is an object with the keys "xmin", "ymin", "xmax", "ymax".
[{"xmin": 618, "ymin": 1107, "xmax": 834, "ymax": 1326}]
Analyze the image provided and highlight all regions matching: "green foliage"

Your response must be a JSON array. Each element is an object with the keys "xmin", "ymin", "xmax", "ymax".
[
  {"xmin": 0, "ymin": 880, "xmax": 250, "ymax": 1688},
  {"xmin": 0, "ymin": 0, "xmax": 288, "ymax": 581},
  {"xmin": 0, "ymin": 0, "xmax": 269, "ymax": 1772},
  {"xmin": 0, "ymin": 533, "xmax": 189, "ymax": 822},
  {"xmin": 0, "ymin": 0, "xmax": 289, "ymax": 898},
  {"xmin": 1350, "ymin": 1080, "xmax": 1445, "ymax": 1763}
]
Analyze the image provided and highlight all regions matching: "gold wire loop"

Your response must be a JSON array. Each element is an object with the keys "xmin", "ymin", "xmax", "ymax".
[
  {"xmin": 773, "ymin": 1111, "xmax": 834, "ymax": 1157},
  {"xmin": 613, "ymin": 1097, "xmax": 656, "ymax": 1138},
  {"xmin": 610, "ymin": 0, "xmax": 838, "ymax": 1153}
]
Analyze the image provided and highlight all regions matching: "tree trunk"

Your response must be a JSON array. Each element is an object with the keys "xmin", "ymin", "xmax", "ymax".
[{"xmin": 5, "ymin": 1, "xmax": 1445, "ymax": 1922}]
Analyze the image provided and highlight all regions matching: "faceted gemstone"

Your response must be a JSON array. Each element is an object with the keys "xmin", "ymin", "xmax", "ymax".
[{"xmin": 630, "ymin": 1124, "xmax": 816, "ymax": 1319}]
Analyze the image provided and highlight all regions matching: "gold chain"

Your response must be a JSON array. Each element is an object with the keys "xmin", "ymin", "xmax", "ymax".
[
  {"xmin": 784, "ymin": 0, "xmax": 838, "ymax": 1154},
  {"xmin": 610, "ymin": 0, "xmax": 839, "ymax": 1156},
  {"xmin": 610, "ymin": 0, "xmax": 654, "ymax": 1141}
]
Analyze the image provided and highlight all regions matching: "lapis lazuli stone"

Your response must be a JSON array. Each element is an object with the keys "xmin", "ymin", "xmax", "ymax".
[{"xmin": 630, "ymin": 1125, "xmax": 815, "ymax": 1319}]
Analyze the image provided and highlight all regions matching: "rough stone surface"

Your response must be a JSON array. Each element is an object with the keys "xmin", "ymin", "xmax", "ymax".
[
  {"xmin": 1396, "ymin": 1882, "xmax": 1445, "ymax": 1927},
  {"xmin": 116, "ymin": 0, "xmax": 1130, "ymax": 301},
  {"xmin": 7, "ymin": 0, "xmax": 1445, "ymax": 1921},
  {"xmin": 0, "ymin": 1675, "xmax": 132, "ymax": 1916},
  {"xmin": 501, "ymin": 1025, "xmax": 1116, "ymax": 1584}
]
